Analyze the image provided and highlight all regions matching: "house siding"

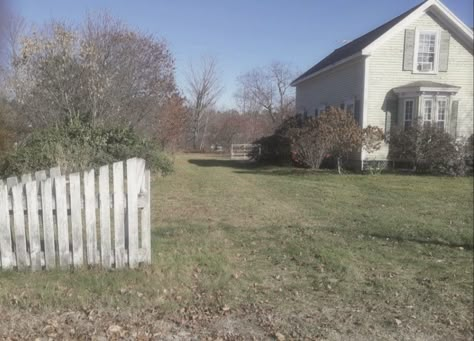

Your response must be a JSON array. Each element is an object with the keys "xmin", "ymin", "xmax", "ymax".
[
  {"xmin": 366, "ymin": 11, "xmax": 474, "ymax": 161},
  {"xmin": 295, "ymin": 57, "xmax": 365, "ymax": 119}
]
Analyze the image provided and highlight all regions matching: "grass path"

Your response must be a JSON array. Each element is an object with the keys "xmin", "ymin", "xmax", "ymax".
[{"xmin": 0, "ymin": 153, "xmax": 472, "ymax": 340}]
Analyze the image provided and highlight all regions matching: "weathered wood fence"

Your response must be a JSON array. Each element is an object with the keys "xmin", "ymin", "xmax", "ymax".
[
  {"xmin": 230, "ymin": 144, "xmax": 261, "ymax": 161},
  {"xmin": 0, "ymin": 158, "xmax": 151, "ymax": 271}
]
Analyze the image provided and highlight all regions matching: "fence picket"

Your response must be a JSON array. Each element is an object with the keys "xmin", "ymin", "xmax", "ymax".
[
  {"xmin": 21, "ymin": 174, "xmax": 32, "ymax": 184},
  {"xmin": 1, "ymin": 158, "xmax": 151, "ymax": 272},
  {"xmin": 25, "ymin": 181, "xmax": 42, "ymax": 271},
  {"xmin": 127, "ymin": 158, "xmax": 139, "ymax": 268},
  {"xmin": 12, "ymin": 184, "xmax": 28, "ymax": 269},
  {"xmin": 113, "ymin": 161, "xmax": 126, "ymax": 268},
  {"xmin": 142, "ymin": 170, "xmax": 151, "ymax": 263},
  {"xmin": 55, "ymin": 176, "xmax": 70, "ymax": 268},
  {"xmin": 0, "ymin": 183, "xmax": 13, "ymax": 269},
  {"xmin": 84, "ymin": 169, "xmax": 98, "ymax": 265},
  {"xmin": 41, "ymin": 178, "xmax": 56, "ymax": 269},
  {"xmin": 6, "ymin": 177, "xmax": 18, "ymax": 191},
  {"xmin": 99, "ymin": 165, "xmax": 112, "ymax": 268},
  {"xmin": 49, "ymin": 167, "xmax": 61, "ymax": 178},
  {"xmin": 69, "ymin": 173, "xmax": 83, "ymax": 267}
]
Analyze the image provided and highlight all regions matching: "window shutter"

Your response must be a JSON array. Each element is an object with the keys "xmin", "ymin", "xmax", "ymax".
[
  {"xmin": 354, "ymin": 100, "xmax": 361, "ymax": 126},
  {"xmin": 403, "ymin": 29, "xmax": 416, "ymax": 71},
  {"xmin": 385, "ymin": 98, "xmax": 398, "ymax": 139},
  {"xmin": 438, "ymin": 31, "xmax": 450, "ymax": 72},
  {"xmin": 450, "ymin": 100, "xmax": 458, "ymax": 137}
]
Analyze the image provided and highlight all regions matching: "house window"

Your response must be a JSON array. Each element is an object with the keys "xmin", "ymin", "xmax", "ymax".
[
  {"xmin": 415, "ymin": 31, "xmax": 438, "ymax": 73},
  {"xmin": 422, "ymin": 98, "xmax": 433, "ymax": 126},
  {"xmin": 437, "ymin": 98, "xmax": 447, "ymax": 129},
  {"xmin": 404, "ymin": 99, "xmax": 414, "ymax": 129}
]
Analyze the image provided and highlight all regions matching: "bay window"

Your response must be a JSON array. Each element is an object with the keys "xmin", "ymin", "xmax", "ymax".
[
  {"xmin": 422, "ymin": 98, "xmax": 433, "ymax": 127},
  {"xmin": 404, "ymin": 99, "xmax": 414, "ymax": 128},
  {"xmin": 437, "ymin": 98, "xmax": 447, "ymax": 129}
]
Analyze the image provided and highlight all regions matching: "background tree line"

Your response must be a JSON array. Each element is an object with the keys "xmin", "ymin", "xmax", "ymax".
[{"xmin": 0, "ymin": 12, "xmax": 300, "ymax": 171}]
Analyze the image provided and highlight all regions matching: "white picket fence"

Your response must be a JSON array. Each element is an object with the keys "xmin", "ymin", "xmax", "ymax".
[
  {"xmin": 0, "ymin": 158, "xmax": 151, "ymax": 271},
  {"xmin": 230, "ymin": 144, "xmax": 261, "ymax": 160}
]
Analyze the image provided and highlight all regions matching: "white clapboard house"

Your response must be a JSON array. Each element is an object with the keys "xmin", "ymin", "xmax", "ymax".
[{"xmin": 291, "ymin": 0, "xmax": 473, "ymax": 169}]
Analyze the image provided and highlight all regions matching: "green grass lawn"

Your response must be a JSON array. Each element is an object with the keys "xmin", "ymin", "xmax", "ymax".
[{"xmin": 0, "ymin": 153, "xmax": 472, "ymax": 339}]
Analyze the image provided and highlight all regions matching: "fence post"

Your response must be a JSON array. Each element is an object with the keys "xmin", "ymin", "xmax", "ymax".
[
  {"xmin": 113, "ymin": 161, "xmax": 126, "ymax": 268},
  {"xmin": 55, "ymin": 176, "xmax": 70, "ymax": 269},
  {"xmin": 12, "ymin": 183, "xmax": 28, "ymax": 269},
  {"xmin": 99, "ymin": 165, "xmax": 112, "ymax": 268},
  {"xmin": 25, "ymin": 181, "xmax": 42, "ymax": 271},
  {"xmin": 69, "ymin": 173, "xmax": 84, "ymax": 267},
  {"xmin": 142, "ymin": 170, "xmax": 151, "ymax": 264},
  {"xmin": 127, "ymin": 158, "xmax": 139, "ymax": 268},
  {"xmin": 0, "ymin": 182, "xmax": 13, "ymax": 269},
  {"xmin": 84, "ymin": 169, "xmax": 98, "ymax": 265},
  {"xmin": 41, "ymin": 178, "xmax": 56, "ymax": 269}
]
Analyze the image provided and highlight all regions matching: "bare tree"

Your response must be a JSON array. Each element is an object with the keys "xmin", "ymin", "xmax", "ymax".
[
  {"xmin": 235, "ymin": 61, "xmax": 296, "ymax": 127},
  {"xmin": 5, "ymin": 13, "xmax": 177, "ymax": 132},
  {"xmin": 185, "ymin": 56, "xmax": 222, "ymax": 150}
]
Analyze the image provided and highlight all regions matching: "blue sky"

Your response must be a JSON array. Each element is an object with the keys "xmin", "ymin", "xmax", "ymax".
[{"xmin": 12, "ymin": 0, "xmax": 474, "ymax": 109}]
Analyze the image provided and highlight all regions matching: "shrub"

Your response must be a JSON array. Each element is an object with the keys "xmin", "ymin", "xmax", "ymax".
[
  {"xmin": 0, "ymin": 121, "xmax": 173, "ymax": 177},
  {"xmin": 389, "ymin": 124, "xmax": 466, "ymax": 176},
  {"xmin": 465, "ymin": 134, "xmax": 474, "ymax": 173},
  {"xmin": 285, "ymin": 108, "xmax": 384, "ymax": 172}
]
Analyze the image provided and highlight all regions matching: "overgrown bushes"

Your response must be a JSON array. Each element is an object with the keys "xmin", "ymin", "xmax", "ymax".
[
  {"xmin": 258, "ymin": 108, "xmax": 384, "ymax": 172},
  {"xmin": 0, "ymin": 121, "xmax": 173, "ymax": 177},
  {"xmin": 389, "ymin": 124, "xmax": 471, "ymax": 176}
]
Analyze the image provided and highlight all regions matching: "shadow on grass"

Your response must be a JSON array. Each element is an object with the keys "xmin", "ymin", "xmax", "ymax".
[
  {"xmin": 187, "ymin": 158, "xmax": 261, "ymax": 170},
  {"xmin": 233, "ymin": 168, "xmax": 338, "ymax": 177},
  {"xmin": 188, "ymin": 158, "xmax": 338, "ymax": 176},
  {"xmin": 369, "ymin": 233, "xmax": 473, "ymax": 250}
]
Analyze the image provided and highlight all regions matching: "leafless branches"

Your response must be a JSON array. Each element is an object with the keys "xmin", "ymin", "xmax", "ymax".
[
  {"xmin": 235, "ymin": 61, "xmax": 296, "ymax": 127},
  {"xmin": 185, "ymin": 56, "xmax": 222, "ymax": 150}
]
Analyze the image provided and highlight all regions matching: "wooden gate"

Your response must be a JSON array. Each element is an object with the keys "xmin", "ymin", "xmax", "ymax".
[
  {"xmin": 0, "ymin": 158, "xmax": 151, "ymax": 271},
  {"xmin": 230, "ymin": 144, "xmax": 261, "ymax": 160}
]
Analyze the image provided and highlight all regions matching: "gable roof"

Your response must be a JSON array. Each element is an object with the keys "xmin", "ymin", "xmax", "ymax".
[{"xmin": 291, "ymin": 0, "xmax": 474, "ymax": 86}]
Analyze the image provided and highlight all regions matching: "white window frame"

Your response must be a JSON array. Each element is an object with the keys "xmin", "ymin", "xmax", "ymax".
[
  {"xmin": 422, "ymin": 96, "xmax": 433, "ymax": 126},
  {"xmin": 419, "ymin": 94, "xmax": 450, "ymax": 130},
  {"xmin": 403, "ymin": 98, "xmax": 415, "ymax": 129},
  {"xmin": 413, "ymin": 29, "xmax": 440, "ymax": 74},
  {"xmin": 436, "ymin": 96, "xmax": 449, "ymax": 130}
]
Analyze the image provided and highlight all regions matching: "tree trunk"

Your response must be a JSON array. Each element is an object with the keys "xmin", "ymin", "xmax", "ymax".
[{"xmin": 337, "ymin": 157, "xmax": 342, "ymax": 174}]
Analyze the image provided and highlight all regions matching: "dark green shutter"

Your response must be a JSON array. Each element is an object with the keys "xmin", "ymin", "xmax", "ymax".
[
  {"xmin": 438, "ymin": 31, "xmax": 450, "ymax": 72},
  {"xmin": 354, "ymin": 100, "xmax": 361, "ymax": 126},
  {"xmin": 450, "ymin": 100, "xmax": 459, "ymax": 137},
  {"xmin": 403, "ymin": 29, "xmax": 416, "ymax": 71}
]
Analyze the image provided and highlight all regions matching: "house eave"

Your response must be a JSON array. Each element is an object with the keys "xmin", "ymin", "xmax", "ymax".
[
  {"xmin": 393, "ymin": 86, "xmax": 460, "ymax": 95},
  {"xmin": 291, "ymin": 52, "xmax": 366, "ymax": 87}
]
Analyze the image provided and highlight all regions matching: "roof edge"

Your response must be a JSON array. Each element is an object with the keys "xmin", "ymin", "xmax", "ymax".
[{"xmin": 291, "ymin": 52, "xmax": 364, "ymax": 87}]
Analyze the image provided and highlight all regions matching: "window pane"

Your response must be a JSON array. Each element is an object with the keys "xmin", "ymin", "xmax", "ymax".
[
  {"xmin": 423, "ymin": 99, "xmax": 432, "ymax": 121},
  {"xmin": 417, "ymin": 33, "xmax": 436, "ymax": 72},
  {"xmin": 437, "ymin": 100, "xmax": 446, "ymax": 121}
]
